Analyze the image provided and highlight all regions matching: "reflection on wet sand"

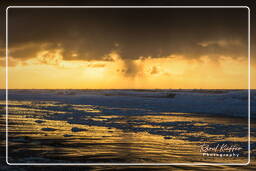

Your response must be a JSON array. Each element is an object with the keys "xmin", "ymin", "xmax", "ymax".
[{"xmin": 0, "ymin": 100, "xmax": 253, "ymax": 167}]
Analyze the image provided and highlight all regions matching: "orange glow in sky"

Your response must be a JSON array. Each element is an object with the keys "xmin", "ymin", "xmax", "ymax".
[{"xmin": 0, "ymin": 51, "xmax": 253, "ymax": 89}]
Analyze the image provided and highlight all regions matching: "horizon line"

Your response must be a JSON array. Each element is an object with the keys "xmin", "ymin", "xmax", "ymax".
[{"xmin": 0, "ymin": 88, "xmax": 253, "ymax": 90}]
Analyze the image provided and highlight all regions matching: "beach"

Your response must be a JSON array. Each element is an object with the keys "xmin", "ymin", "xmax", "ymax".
[{"xmin": 0, "ymin": 89, "xmax": 255, "ymax": 169}]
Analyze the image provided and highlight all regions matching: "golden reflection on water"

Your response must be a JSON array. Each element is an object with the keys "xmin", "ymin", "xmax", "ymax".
[
  {"xmin": 1, "ymin": 100, "xmax": 251, "ymax": 164},
  {"xmin": 0, "ymin": 100, "xmax": 33, "ymax": 105},
  {"xmin": 73, "ymin": 104, "xmax": 101, "ymax": 113}
]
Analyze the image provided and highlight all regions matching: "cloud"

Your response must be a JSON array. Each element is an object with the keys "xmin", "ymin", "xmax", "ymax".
[
  {"xmin": 198, "ymin": 39, "xmax": 242, "ymax": 48},
  {"xmin": 5, "ymin": 8, "xmax": 249, "ymax": 76},
  {"xmin": 36, "ymin": 49, "xmax": 62, "ymax": 65},
  {"xmin": 87, "ymin": 63, "xmax": 106, "ymax": 68},
  {"xmin": 151, "ymin": 66, "xmax": 159, "ymax": 75},
  {"xmin": 121, "ymin": 59, "xmax": 140, "ymax": 77}
]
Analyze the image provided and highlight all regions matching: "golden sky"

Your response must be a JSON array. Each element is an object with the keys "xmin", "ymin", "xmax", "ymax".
[
  {"xmin": 0, "ymin": 8, "xmax": 254, "ymax": 89},
  {"xmin": 0, "ymin": 51, "xmax": 253, "ymax": 89}
]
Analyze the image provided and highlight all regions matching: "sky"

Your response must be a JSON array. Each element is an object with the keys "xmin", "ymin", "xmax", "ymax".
[{"xmin": 0, "ymin": 7, "xmax": 253, "ymax": 89}]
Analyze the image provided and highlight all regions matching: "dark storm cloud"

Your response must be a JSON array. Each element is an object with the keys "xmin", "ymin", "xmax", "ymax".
[
  {"xmin": 5, "ymin": 7, "xmax": 249, "ymax": 77},
  {"xmin": 7, "ymin": 8, "xmax": 248, "ymax": 60}
]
